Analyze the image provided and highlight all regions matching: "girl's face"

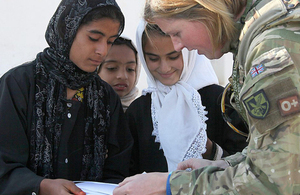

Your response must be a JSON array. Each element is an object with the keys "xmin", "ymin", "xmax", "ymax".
[
  {"xmin": 70, "ymin": 18, "xmax": 120, "ymax": 73},
  {"xmin": 153, "ymin": 18, "xmax": 224, "ymax": 59},
  {"xmin": 99, "ymin": 44, "xmax": 137, "ymax": 97},
  {"xmin": 144, "ymin": 34, "xmax": 183, "ymax": 86}
]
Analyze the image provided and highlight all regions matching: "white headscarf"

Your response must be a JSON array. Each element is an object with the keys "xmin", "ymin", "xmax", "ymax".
[{"xmin": 136, "ymin": 20, "xmax": 219, "ymax": 171}]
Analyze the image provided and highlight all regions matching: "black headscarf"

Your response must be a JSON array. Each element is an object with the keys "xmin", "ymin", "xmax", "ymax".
[{"xmin": 29, "ymin": 0, "xmax": 124, "ymax": 180}]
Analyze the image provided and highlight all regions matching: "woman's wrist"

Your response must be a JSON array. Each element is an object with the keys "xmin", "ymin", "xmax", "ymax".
[
  {"xmin": 212, "ymin": 142, "xmax": 223, "ymax": 160},
  {"xmin": 166, "ymin": 172, "xmax": 172, "ymax": 195},
  {"xmin": 208, "ymin": 141, "xmax": 217, "ymax": 160},
  {"xmin": 203, "ymin": 139, "xmax": 213, "ymax": 159}
]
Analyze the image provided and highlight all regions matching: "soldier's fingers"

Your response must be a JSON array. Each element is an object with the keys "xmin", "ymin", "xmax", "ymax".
[{"xmin": 177, "ymin": 159, "xmax": 194, "ymax": 170}]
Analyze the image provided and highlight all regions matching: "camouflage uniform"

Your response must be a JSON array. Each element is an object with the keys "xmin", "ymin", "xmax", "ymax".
[{"xmin": 168, "ymin": 0, "xmax": 300, "ymax": 194}]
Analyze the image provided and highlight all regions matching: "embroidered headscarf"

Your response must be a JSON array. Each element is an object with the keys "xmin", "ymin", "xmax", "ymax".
[
  {"xmin": 136, "ymin": 19, "xmax": 219, "ymax": 171},
  {"xmin": 29, "ymin": 0, "xmax": 124, "ymax": 180}
]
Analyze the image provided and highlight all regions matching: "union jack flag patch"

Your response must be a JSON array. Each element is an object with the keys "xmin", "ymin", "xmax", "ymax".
[{"xmin": 250, "ymin": 64, "xmax": 266, "ymax": 78}]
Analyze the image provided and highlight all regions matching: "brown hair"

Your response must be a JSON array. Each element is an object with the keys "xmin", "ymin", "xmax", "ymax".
[{"xmin": 144, "ymin": 0, "xmax": 246, "ymax": 50}]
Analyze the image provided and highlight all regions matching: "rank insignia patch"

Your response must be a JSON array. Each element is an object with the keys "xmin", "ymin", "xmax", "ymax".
[
  {"xmin": 243, "ymin": 89, "xmax": 270, "ymax": 119},
  {"xmin": 278, "ymin": 95, "xmax": 300, "ymax": 116},
  {"xmin": 250, "ymin": 64, "xmax": 266, "ymax": 78}
]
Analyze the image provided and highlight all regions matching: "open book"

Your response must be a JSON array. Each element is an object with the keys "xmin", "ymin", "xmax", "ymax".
[{"xmin": 74, "ymin": 181, "xmax": 118, "ymax": 195}]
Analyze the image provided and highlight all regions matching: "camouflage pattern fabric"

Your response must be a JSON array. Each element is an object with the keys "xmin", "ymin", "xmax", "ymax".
[{"xmin": 169, "ymin": 0, "xmax": 300, "ymax": 194}]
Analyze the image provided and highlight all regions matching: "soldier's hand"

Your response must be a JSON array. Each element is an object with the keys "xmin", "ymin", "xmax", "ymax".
[
  {"xmin": 177, "ymin": 158, "xmax": 229, "ymax": 170},
  {"xmin": 113, "ymin": 172, "xmax": 168, "ymax": 195}
]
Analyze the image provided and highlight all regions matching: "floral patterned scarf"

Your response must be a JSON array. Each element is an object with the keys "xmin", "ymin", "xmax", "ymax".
[{"xmin": 29, "ymin": 0, "xmax": 124, "ymax": 181}]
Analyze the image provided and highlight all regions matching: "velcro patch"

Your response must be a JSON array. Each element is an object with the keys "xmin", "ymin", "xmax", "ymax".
[
  {"xmin": 278, "ymin": 95, "xmax": 300, "ymax": 116},
  {"xmin": 242, "ymin": 77, "xmax": 299, "ymax": 133},
  {"xmin": 243, "ymin": 89, "xmax": 270, "ymax": 119}
]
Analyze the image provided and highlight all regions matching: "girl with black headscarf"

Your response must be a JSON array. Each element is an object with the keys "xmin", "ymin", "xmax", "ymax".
[{"xmin": 0, "ymin": 0, "xmax": 133, "ymax": 194}]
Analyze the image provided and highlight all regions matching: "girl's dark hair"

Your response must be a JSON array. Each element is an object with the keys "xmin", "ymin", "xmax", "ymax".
[
  {"xmin": 81, "ymin": 5, "xmax": 125, "ymax": 35},
  {"xmin": 98, "ymin": 36, "xmax": 138, "ymax": 73},
  {"xmin": 113, "ymin": 37, "xmax": 138, "ymax": 56}
]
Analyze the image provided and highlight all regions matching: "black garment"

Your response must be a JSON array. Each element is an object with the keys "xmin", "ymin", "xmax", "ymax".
[
  {"xmin": 0, "ymin": 62, "xmax": 132, "ymax": 194},
  {"xmin": 0, "ymin": 1, "xmax": 128, "ymax": 194},
  {"xmin": 30, "ymin": 0, "xmax": 124, "ymax": 181},
  {"xmin": 127, "ymin": 84, "xmax": 247, "ymax": 175}
]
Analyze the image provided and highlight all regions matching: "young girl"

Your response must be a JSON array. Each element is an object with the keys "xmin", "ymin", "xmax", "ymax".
[
  {"xmin": 0, "ymin": 0, "xmax": 132, "ymax": 194},
  {"xmin": 127, "ymin": 20, "xmax": 247, "ymax": 174},
  {"xmin": 98, "ymin": 36, "xmax": 141, "ymax": 111}
]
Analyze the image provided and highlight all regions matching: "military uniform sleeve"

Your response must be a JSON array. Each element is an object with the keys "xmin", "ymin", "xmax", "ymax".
[
  {"xmin": 223, "ymin": 148, "xmax": 247, "ymax": 167},
  {"xmin": 237, "ymin": 21, "xmax": 300, "ymax": 194},
  {"xmin": 0, "ymin": 65, "xmax": 44, "ymax": 195},
  {"xmin": 169, "ymin": 14, "xmax": 300, "ymax": 195}
]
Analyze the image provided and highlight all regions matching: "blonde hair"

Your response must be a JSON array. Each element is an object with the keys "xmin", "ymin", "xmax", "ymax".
[{"xmin": 144, "ymin": 0, "xmax": 246, "ymax": 50}]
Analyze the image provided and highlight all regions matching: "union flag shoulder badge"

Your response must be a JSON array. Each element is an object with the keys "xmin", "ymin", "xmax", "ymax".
[
  {"xmin": 250, "ymin": 64, "xmax": 266, "ymax": 78},
  {"xmin": 243, "ymin": 89, "xmax": 270, "ymax": 119}
]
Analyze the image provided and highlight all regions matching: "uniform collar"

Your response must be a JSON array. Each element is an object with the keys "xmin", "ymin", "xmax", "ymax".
[{"xmin": 240, "ymin": 0, "xmax": 262, "ymax": 24}]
